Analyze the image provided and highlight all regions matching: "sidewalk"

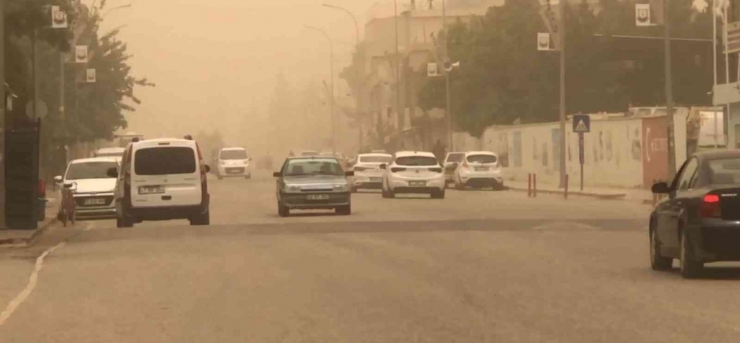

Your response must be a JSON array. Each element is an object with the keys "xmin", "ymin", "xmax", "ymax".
[
  {"xmin": 506, "ymin": 180, "xmax": 654, "ymax": 203},
  {"xmin": 0, "ymin": 197, "xmax": 58, "ymax": 247}
]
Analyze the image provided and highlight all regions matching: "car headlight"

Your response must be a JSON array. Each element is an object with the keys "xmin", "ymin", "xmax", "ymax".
[
  {"xmin": 284, "ymin": 185, "xmax": 301, "ymax": 193},
  {"xmin": 333, "ymin": 184, "xmax": 349, "ymax": 192}
]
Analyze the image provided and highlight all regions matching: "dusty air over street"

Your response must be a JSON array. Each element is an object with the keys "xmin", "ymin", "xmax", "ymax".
[{"xmin": 3, "ymin": 0, "xmax": 740, "ymax": 342}]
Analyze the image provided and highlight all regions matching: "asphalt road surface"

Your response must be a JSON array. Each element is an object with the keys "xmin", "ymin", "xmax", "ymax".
[{"xmin": 2, "ymin": 172, "xmax": 740, "ymax": 343}]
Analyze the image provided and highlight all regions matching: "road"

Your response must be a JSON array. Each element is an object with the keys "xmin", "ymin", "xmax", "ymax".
[{"xmin": 2, "ymin": 171, "xmax": 740, "ymax": 343}]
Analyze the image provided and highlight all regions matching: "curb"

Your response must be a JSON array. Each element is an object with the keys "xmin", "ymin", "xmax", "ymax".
[
  {"xmin": 507, "ymin": 185, "xmax": 627, "ymax": 200},
  {"xmin": 0, "ymin": 218, "xmax": 58, "ymax": 247}
]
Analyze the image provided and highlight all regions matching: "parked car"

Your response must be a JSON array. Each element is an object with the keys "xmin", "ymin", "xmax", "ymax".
[
  {"xmin": 55, "ymin": 157, "xmax": 120, "ymax": 220},
  {"xmin": 274, "ymin": 157, "xmax": 353, "ymax": 217},
  {"xmin": 215, "ymin": 147, "xmax": 252, "ymax": 180},
  {"xmin": 381, "ymin": 151, "xmax": 445, "ymax": 199},
  {"xmin": 452, "ymin": 151, "xmax": 504, "ymax": 190},
  {"xmin": 443, "ymin": 152, "xmax": 465, "ymax": 185},
  {"xmin": 650, "ymin": 150, "xmax": 740, "ymax": 278},
  {"xmin": 111, "ymin": 138, "xmax": 211, "ymax": 227},
  {"xmin": 351, "ymin": 153, "xmax": 393, "ymax": 192}
]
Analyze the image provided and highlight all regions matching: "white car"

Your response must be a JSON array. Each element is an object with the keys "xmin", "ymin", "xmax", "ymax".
[
  {"xmin": 216, "ymin": 147, "xmax": 252, "ymax": 179},
  {"xmin": 381, "ymin": 151, "xmax": 446, "ymax": 199},
  {"xmin": 351, "ymin": 153, "xmax": 393, "ymax": 192},
  {"xmin": 55, "ymin": 157, "xmax": 120, "ymax": 220},
  {"xmin": 443, "ymin": 152, "xmax": 465, "ymax": 184},
  {"xmin": 452, "ymin": 151, "xmax": 504, "ymax": 190},
  {"xmin": 112, "ymin": 138, "xmax": 211, "ymax": 227}
]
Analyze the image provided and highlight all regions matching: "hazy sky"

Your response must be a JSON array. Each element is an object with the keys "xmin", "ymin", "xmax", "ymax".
[{"xmin": 92, "ymin": 0, "xmax": 384, "ymax": 145}]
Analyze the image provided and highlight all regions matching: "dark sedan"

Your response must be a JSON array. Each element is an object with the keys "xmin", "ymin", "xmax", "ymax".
[
  {"xmin": 274, "ymin": 157, "xmax": 354, "ymax": 217},
  {"xmin": 650, "ymin": 150, "xmax": 740, "ymax": 278}
]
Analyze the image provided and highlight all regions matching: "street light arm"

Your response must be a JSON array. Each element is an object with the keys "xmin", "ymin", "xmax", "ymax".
[
  {"xmin": 304, "ymin": 25, "xmax": 333, "ymax": 44},
  {"xmin": 322, "ymin": 4, "xmax": 360, "ymax": 44}
]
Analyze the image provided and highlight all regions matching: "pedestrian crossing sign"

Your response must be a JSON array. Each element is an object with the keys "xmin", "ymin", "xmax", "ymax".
[{"xmin": 572, "ymin": 114, "xmax": 590, "ymax": 133}]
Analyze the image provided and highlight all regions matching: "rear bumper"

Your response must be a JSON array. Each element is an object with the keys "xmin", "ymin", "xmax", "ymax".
[
  {"xmin": 462, "ymin": 177, "xmax": 504, "ymax": 188},
  {"xmin": 389, "ymin": 177, "xmax": 445, "ymax": 192},
  {"xmin": 352, "ymin": 176, "xmax": 383, "ymax": 189},
  {"xmin": 75, "ymin": 207, "xmax": 117, "ymax": 219},
  {"xmin": 690, "ymin": 224, "xmax": 740, "ymax": 262},
  {"xmin": 122, "ymin": 195, "xmax": 209, "ymax": 221},
  {"xmin": 279, "ymin": 192, "xmax": 350, "ymax": 209},
  {"xmin": 392, "ymin": 187, "xmax": 442, "ymax": 194},
  {"xmin": 217, "ymin": 165, "xmax": 251, "ymax": 177}
]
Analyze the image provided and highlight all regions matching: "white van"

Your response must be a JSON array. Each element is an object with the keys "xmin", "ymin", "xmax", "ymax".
[
  {"xmin": 111, "ymin": 138, "xmax": 211, "ymax": 227},
  {"xmin": 215, "ymin": 147, "xmax": 251, "ymax": 180}
]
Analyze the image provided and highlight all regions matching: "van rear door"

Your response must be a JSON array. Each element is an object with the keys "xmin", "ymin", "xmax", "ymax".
[{"xmin": 131, "ymin": 143, "xmax": 202, "ymax": 207}]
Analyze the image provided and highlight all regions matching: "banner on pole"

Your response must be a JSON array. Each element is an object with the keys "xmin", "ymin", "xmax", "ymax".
[
  {"xmin": 51, "ymin": 6, "xmax": 68, "ymax": 29},
  {"xmin": 75, "ymin": 46, "xmax": 89, "ymax": 63}
]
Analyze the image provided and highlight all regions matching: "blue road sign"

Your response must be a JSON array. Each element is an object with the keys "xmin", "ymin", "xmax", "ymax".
[{"xmin": 573, "ymin": 114, "xmax": 590, "ymax": 133}]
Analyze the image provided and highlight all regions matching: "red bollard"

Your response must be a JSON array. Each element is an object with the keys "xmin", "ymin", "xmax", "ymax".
[
  {"xmin": 564, "ymin": 174, "xmax": 569, "ymax": 199},
  {"xmin": 533, "ymin": 174, "xmax": 538, "ymax": 198},
  {"xmin": 527, "ymin": 173, "xmax": 532, "ymax": 197}
]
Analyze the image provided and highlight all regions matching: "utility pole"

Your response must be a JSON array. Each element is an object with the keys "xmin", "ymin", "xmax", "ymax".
[
  {"xmin": 394, "ymin": 0, "xmax": 403, "ymax": 136},
  {"xmin": 443, "ymin": 0, "xmax": 452, "ymax": 152},
  {"xmin": 664, "ymin": 0, "xmax": 676, "ymax": 176},
  {"xmin": 0, "ymin": 0, "xmax": 6, "ymax": 229},
  {"xmin": 306, "ymin": 25, "xmax": 336, "ymax": 154},
  {"xmin": 557, "ymin": 0, "xmax": 567, "ymax": 188}
]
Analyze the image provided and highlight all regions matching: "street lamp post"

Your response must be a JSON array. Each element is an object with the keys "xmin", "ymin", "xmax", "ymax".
[
  {"xmin": 305, "ymin": 25, "xmax": 336, "ymax": 155},
  {"xmin": 393, "ymin": 0, "xmax": 402, "ymax": 139},
  {"xmin": 0, "ymin": 0, "xmax": 5, "ymax": 229},
  {"xmin": 442, "ymin": 0, "xmax": 452, "ymax": 152},
  {"xmin": 322, "ymin": 4, "xmax": 363, "ymax": 152}
]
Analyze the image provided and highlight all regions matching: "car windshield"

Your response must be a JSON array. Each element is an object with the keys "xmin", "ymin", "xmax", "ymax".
[
  {"xmin": 467, "ymin": 154, "xmax": 497, "ymax": 164},
  {"xmin": 283, "ymin": 159, "xmax": 344, "ymax": 176},
  {"xmin": 707, "ymin": 158, "xmax": 740, "ymax": 185},
  {"xmin": 360, "ymin": 155, "xmax": 392, "ymax": 163},
  {"xmin": 134, "ymin": 147, "xmax": 196, "ymax": 175},
  {"xmin": 396, "ymin": 156, "xmax": 439, "ymax": 166},
  {"xmin": 65, "ymin": 161, "xmax": 118, "ymax": 180},
  {"xmin": 446, "ymin": 153, "xmax": 465, "ymax": 163},
  {"xmin": 220, "ymin": 149, "xmax": 248, "ymax": 160}
]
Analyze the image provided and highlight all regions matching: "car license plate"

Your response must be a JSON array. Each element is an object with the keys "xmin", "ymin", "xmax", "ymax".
[
  {"xmin": 227, "ymin": 169, "xmax": 241, "ymax": 174},
  {"xmin": 409, "ymin": 181, "xmax": 426, "ymax": 187},
  {"xmin": 307, "ymin": 194, "xmax": 330, "ymax": 201},
  {"xmin": 370, "ymin": 177, "xmax": 382, "ymax": 182},
  {"xmin": 139, "ymin": 186, "xmax": 165, "ymax": 195},
  {"xmin": 475, "ymin": 167, "xmax": 489, "ymax": 171},
  {"xmin": 84, "ymin": 198, "xmax": 106, "ymax": 206}
]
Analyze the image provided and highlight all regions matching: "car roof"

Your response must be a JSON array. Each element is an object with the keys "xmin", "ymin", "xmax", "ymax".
[
  {"xmin": 132, "ymin": 138, "xmax": 196, "ymax": 149},
  {"xmin": 694, "ymin": 149, "xmax": 740, "ymax": 161},
  {"xmin": 446, "ymin": 152, "xmax": 464, "ymax": 155},
  {"xmin": 221, "ymin": 147, "xmax": 245, "ymax": 151},
  {"xmin": 465, "ymin": 151, "xmax": 497, "ymax": 156},
  {"xmin": 395, "ymin": 151, "xmax": 435, "ymax": 158},
  {"xmin": 287, "ymin": 156, "xmax": 339, "ymax": 161},
  {"xmin": 70, "ymin": 157, "xmax": 120, "ymax": 164},
  {"xmin": 358, "ymin": 153, "xmax": 392, "ymax": 158}
]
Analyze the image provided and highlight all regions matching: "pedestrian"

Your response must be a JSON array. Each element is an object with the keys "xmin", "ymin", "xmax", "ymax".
[{"xmin": 432, "ymin": 139, "xmax": 446, "ymax": 163}]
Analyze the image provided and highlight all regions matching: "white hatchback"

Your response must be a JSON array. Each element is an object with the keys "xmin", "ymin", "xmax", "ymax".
[
  {"xmin": 351, "ymin": 153, "xmax": 393, "ymax": 192},
  {"xmin": 452, "ymin": 151, "xmax": 504, "ymax": 190},
  {"xmin": 55, "ymin": 157, "xmax": 120, "ymax": 220},
  {"xmin": 381, "ymin": 151, "xmax": 445, "ymax": 199},
  {"xmin": 216, "ymin": 147, "xmax": 251, "ymax": 179}
]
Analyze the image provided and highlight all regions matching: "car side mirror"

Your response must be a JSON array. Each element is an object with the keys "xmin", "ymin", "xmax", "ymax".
[
  {"xmin": 106, "ymin": 167, "xmax": 118, "ymax": 178},
  {"xmin": 54, "ymin": 175, "xmax": 63, "ymax": 183},
  {"xmin": 345, "ymin": 171, "xmax": 355, "ymax": 177},
  {"xmin": 63, "ymin": 181, "xmax": 75, "ymax": 189},
  {"xmin": 380, "ymin": 164, "xmax": 387, "ymax": 170},
  {"xmin": 203, "ymin": 165, "xmax": 211, "ymax": 173},
  {"xmin": 273, "ymin": 171, "xmax": 281, "ymax": 177},
  {"xmin": 651, "ymin": 182, "xmax": 670, "ymax": 194}
]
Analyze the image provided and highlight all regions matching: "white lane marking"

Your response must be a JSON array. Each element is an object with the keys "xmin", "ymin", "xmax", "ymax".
[{"xmin": 0, "ymin": 242, "xmax": 67, "ymax": 326}]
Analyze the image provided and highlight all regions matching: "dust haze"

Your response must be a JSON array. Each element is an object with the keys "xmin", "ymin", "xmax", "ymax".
[{"xmin": 96, "ymin": 0, "xmax": 378, "ymax": 159}]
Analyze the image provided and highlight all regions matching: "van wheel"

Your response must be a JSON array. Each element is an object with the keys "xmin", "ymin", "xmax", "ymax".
[
  {"xmin": 190, "ymin": 210, "xmax": 210, "ymax": 226},
  {"xmin": 278, "ymin": 202, "xmax": 290, "ymax": 217}
]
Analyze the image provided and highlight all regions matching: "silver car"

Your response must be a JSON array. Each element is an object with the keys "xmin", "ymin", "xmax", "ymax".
[{"xmin": 273, "ymin": 157, "xmax": 354, "ymax": 217}]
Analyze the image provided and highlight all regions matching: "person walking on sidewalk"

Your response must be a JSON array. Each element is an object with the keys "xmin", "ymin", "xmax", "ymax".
[{"xmin": 433, "ymin": 139, "xmax": 446, "ymax": 164}]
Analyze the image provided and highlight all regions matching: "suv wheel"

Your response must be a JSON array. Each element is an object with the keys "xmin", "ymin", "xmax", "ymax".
[
  {"xmin": 680, "ymin": 229, "xmax": 703, "ymax": 279},
  {"xmin": 278, "ymin": 202, "xmax": 290, "ymax": 217},
  {"xmin": 190, "ymin": 210, "xmax": 210, "ymax": 226},
  {"xmin": 649, "ymin": 228, "xmax": 672, "ymax": 271},
  {"xmin": 117, "ymin": 215, "xmax": 133, "ymax": 228}
]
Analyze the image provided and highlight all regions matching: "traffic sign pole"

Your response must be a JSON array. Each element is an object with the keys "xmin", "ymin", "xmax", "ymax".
[
  {"xmin": 573, "ymin": 114, "xmax": 590, "ymax": 192},
  {"xmin": 579, "ymin": 132, "xmax": 584, "ymax": 191}
]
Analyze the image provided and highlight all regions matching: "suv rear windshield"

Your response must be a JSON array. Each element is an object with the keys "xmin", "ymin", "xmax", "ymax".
[
  {"xmin": 396, "ymin": 156, "xmax": 439, "ymax": 166},
  {"xmin": 467, "ymin": 154, "xmax": 497, "ymax": 164},
  {"xmin": 134, "ymin": 147, "xmax": 196, "ymax": 175},
  {"xmin": 220, "ymin": 149, "xmax": 248, "ymax": 160},
  {"xmin": 66, "ymin": 161, "xmax": 119, "ymax": 180},
  {"xmin": 360, "ymin": 155, "xmax": 392, "ymax": 163}
]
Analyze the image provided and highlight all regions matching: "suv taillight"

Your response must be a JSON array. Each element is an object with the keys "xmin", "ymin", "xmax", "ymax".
[
  {"xmin": 701, "ymin": 194, "xmax": 722, "ymax": 218},
  {"xmin": 390, "ymin": 167, "xmax": 406, "ymax": 173}
]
